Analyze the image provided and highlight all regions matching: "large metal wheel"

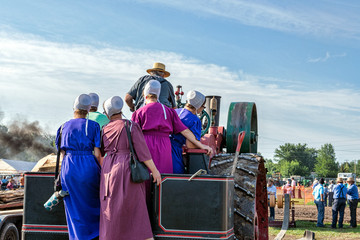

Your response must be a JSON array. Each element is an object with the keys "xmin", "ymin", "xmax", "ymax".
[
  {"xmin": 210, "ymin": 153, "xmax": 268, "ymax": 240},
  {"xmin": 226, "ymin": 102, "xmax": 258, "ymax": 153}
]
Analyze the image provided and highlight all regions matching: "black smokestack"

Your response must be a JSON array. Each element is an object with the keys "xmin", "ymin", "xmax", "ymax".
[{"xmin": 0, "ymin": 112, "xmax": 56, "ymax": 161}]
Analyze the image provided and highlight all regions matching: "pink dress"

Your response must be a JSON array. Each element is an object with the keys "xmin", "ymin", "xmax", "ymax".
[
  {"xmin": 99, "ymin": 119, "xmax": 153, "ymax": 240},
  {"xmin": 131, "ymin": 102, "xmax": 187, "ymax": 174}
]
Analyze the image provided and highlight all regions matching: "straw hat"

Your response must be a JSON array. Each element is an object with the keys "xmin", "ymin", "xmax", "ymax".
[
  {"xmin": 146, "ymin": 62, "xmax": 170, "ymax": 78},
  {"xmin": 347, "ymin": 177, "xmax": 355, "ymax": 183},
  {"xmin": 336, "ymin": 177, "xmax": 343, "ymax": 183}
]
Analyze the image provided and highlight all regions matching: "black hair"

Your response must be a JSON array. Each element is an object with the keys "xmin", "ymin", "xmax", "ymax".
[{"xmin": 319, "ymin": 178, "xmax": 324, "ymax": 184}]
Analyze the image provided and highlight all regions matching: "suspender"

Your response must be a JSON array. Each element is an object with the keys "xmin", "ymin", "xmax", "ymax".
[{"xmin": 339, "ymin": 185, "xmax": 345, "ymax": 199}]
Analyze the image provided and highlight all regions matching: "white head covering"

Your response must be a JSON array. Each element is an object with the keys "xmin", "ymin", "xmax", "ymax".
[
  {"xmin": 103, "ymin": 96, "xmax": 124, "ymax": 117},
  {"xmin": 187, "ymin": 90, "xmax": 205, "ymax": 110},
  {"xmin": 73, "ymin": 94, "xmax": 91, "ymax": 111},
  {"xmin": 88, "ymin": 93, "xmax": 99, "ymax": 108},
  {"xmin": 144, "ymin": 80, "xmax": 161, "ymax": 97}
]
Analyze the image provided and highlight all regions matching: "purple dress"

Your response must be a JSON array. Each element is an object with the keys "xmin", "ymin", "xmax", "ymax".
[
  {"xmin": 100, "ymin": 119, "xmax": 153, "ymax": 240},
  {"xmin": 131, "ymin": 102, "xmax": 187, "ymax": 174},
  {"xmin": 56, "ymin": 118, "xmax": 101, "ymax": 240}
]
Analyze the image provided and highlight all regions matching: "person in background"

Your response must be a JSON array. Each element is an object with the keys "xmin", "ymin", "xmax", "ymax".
[
  {"xmin": 125, "ymin": 62, "xmax": 176, "ymax": 112},
  {"xmin": 346, "ymin": 177, "xmax": 358, "ymax": 228},
  {"xmin": 19, "ymin": 174, "xmax": 24, "ymax": 188},
  {"xmin": 88, "ymin": 93, "xmax": 110, "ymax": 129},
  {"xmin": 100, "ymin": 96, "xmax": 161, "ymax": 240},
  {"xmin": 267, "ymin": 178, "xmax": 277, "ymax": 221},
  {"xmin": 328, "ymin": 180, "xmax": 335, "ymax": 207},
  {"xmin": 131, "ymin": 80, "xmax": 212, "ymax": 175},
  {"xmin": 291, "ymin": 177, "xmax": 296, "ymax": 198},
  {"xmin": 312, "ymin": 178, "xmax": 325, "ymax": 227},
  {"xmin": 324, "ymin": 182, "xmax": 329, "ymax": 207},
  {"xmin": 56, "ymin": 94, "xmax": 101, "ymax": 240},
  {"xmin": 6, "ymin": 178, "xmax": 15, "ymax": 190},
  {"xmin": 331, "ymin": 177, "xmax": 347, "ymax": 229},
  {"xmin": 282, "ymin": 179, "xmax": 292, "ymax": 196},
  {"xmin": 1, "ymin": 176, "xmax": 8, "ymax": 190},
  {"xmin": 170, "ymin": 90, "xmax": 206, "ymax": 174},
  {"xmin": 312, "ymin": 178, "xmax": 319, "ymax": 189}
]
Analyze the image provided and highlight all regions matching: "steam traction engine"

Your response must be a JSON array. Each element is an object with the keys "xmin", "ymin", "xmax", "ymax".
[{"xmin": 158, "ymin": 87, "xmax": 268, "ymax": 240}]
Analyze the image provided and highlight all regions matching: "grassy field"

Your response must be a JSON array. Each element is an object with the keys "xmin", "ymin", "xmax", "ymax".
[{"xmin": 269, "ymin": 221, "xmax": 360, "ymax": 239}]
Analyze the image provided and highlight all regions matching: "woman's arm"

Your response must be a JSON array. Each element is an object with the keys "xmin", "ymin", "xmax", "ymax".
[
  {"xmin": 60, "ymin": 150, "xmax": 65, "ymax": 161},
  {"xmin": 93, "ymin": 147, "xmax": 102, "ymax": 165},
  {"xmin": 180, "ymin": 129, "xmax": 213, "ymax": 155},
  {"xmin": 143, "ymin": 160, "xmax": 161, "ymax": 186}
]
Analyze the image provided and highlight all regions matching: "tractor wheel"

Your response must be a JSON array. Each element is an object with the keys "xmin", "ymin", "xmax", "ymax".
[
  {"xmin": 226, "ymin": 102, "xmax": 258, "ymax": 153},
  {"xmin": 210, "ymin": 153, "xmax": 268, "ymax": 240}
]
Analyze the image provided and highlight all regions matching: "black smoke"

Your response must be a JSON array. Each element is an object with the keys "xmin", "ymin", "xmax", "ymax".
[{"xmin": 0, "ymin": 112, "xmax": 56, "ymax": 161}]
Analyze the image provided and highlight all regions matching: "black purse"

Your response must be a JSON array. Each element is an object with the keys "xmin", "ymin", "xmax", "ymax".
[
  {"xmin": 54, "ymin": 124, "xmax": 64, "ymax": 192},
  {"xmin": 125, "ymin": 121, "xmax": 150, "ymax": 183}
]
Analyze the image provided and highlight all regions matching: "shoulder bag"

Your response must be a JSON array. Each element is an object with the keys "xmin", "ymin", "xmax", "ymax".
[{"xmin": 125, "ymin": 120, "xmax": 150, "ymax": 183}]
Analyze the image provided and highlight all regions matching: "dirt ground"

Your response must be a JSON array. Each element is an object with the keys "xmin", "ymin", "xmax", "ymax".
[{"xmin": 272, "ymin": 204, "xmax": 360, "ymax": 223}]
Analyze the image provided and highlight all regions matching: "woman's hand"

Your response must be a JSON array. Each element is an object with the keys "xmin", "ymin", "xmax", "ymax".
[
  {"xmin": 202, "ymin": 145, "xmax": 213, "ymax": 156},
  {"xmin": 151, "ymin": 169, "xmax": 162, "ymax": 186}
]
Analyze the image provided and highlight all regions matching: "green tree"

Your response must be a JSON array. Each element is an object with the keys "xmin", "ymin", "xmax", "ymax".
[
  {"xmin": 314, "ymin": 143, "xmax": 338, "ymax": 177},
  {"xmin": 274, "ymin": 143, "xmax": 317, "ymax": 176},
  {"xmin": 265, "ymin": 159, "xmax": 279, "ymax": 175},
  {"xmin": 339, "ymin": 161, "xmax": 351, "ymax": 172},
  {"xmin": 279, "ymin": 160, "xmax": 309, "ymax": 177}
]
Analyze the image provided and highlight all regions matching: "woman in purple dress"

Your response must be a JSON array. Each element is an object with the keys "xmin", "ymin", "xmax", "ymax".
[
  {"xmin": 131, "ymin": 80, "xmax": 212, "ymax": 174},
  {"xmin": 56, "ymin": 94, "xmax": 101, "ymax": 240},
  {"xmin": 100, "ymin": 96, "xmax": 161, "ymax": 240}
]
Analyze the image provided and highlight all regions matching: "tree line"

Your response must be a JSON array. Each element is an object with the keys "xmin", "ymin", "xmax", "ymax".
[{"xmin": 265, "ymin": 143, "xmax": 360, "ymax": 178}]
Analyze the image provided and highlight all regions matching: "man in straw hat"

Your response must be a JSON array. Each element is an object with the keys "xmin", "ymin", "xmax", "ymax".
[
  {"xmin": 331, "ymin": 177, "xmax": 347, "ymax": 229},
  {"xmin": 125, "ymin": 62, "xmax": 176, "ymax": 112},
  {"xmin": 346, "ymin": 177, "xmax": 358, "ymax": 228}
]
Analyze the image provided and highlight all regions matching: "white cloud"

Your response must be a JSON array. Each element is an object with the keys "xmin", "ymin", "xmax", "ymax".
[
  {"xmin": 1, "ymin": 31, "xmax": 360, "ymax": 162},
  {"xmin": 307, "ymin": 52, "xmax": 347, "ymax": 63},
  {"xmin": 138, "ymin": 0, "xmax": 360, "ymax": 39}
]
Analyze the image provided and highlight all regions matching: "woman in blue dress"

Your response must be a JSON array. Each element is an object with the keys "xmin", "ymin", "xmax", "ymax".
[
  {"xmin": 56, "ymin": 94, "xmax": 101, "ymax": 240},
  {"xmin": 170, "ymin": 90, "xmax": 206, "ymax": 173}
]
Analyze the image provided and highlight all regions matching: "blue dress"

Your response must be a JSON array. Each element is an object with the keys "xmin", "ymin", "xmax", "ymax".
[
  {"xmin": 56, "ymin": 118, "xmax": 101, "ymax": 240},
  {"xmin": 170, "ymin": 108, "xmax": 201, "ymax": 173}
]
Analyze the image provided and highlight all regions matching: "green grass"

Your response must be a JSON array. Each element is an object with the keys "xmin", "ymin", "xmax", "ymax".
[{"xmin": 269, "ymin": 221, "xmax": 360, "ymax": 239}]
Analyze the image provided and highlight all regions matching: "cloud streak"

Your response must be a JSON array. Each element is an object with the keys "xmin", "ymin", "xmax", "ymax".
[
  {"xmin": 307, "ymin": 52, "xmax": 347, "ymax": 63},
  {"xmin": 1, "ymin": 30, "xmax": 360, "ymax": 162},
  {"xmin": 138, "ymin": 0, "xmax": 360, "ymax": 39}
]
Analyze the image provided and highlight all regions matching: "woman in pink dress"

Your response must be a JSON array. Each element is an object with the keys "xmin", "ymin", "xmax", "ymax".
[
  {"xmin": 131, "ymin": 80, "xmax": 212, "ymax": 174},
  {"xmin": 99, "ymin": 96, "xmax": 161, "ymax": 240}
]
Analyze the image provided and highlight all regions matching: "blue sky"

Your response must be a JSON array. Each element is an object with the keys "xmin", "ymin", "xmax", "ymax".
[{"xmin": 1, "ymin": 0, "xmax": 360, "ymax": 163}]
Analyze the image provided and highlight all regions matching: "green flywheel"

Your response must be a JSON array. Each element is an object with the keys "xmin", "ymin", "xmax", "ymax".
[{"xmin": 226, "ymin": 102, "xmax": 258, "ymax": 153}]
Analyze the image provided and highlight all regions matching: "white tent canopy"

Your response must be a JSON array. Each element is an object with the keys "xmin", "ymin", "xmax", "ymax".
[{"xmin": 0, "ymin": 159, "xmax": 37, "ymax": 175}]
